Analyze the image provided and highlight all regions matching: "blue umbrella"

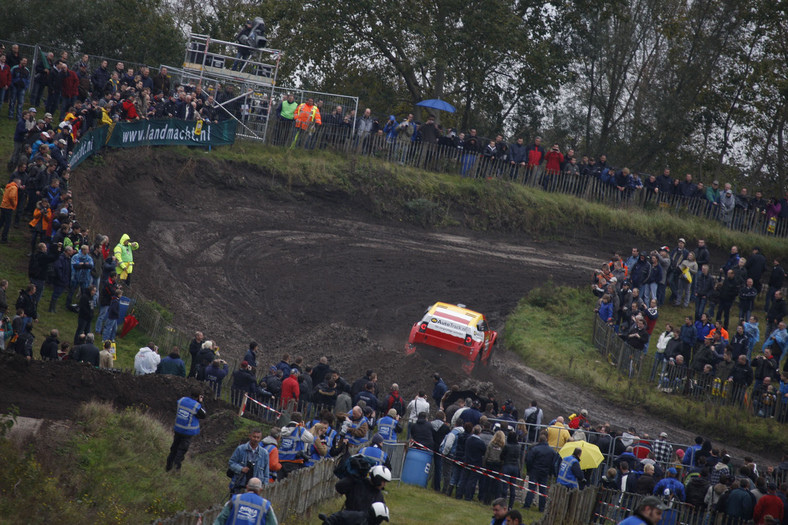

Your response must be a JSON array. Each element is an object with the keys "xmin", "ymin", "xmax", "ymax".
[{"xmin": 416, "ymin": 98, "xmax": 456, "ymax": 113}]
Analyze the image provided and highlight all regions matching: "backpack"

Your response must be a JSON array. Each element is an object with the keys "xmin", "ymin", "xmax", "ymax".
[
  {"xmin": 525, "ymin": 408, "xmax": 538, "ymax": 425},
  {"xmin": 388, "ymin": 394, "xmax": 404, "ymax": 417},
  {"xmin": 484, "ymin": 444, "xmax": 503, "ymax": 467},
  {"xmin": 333, "ymin": 453, "xmax": 374, "ymax": 480}
]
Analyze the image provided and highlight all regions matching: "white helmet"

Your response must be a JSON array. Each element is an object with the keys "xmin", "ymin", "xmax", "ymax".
[
  {"xmin": 370, "ymin": 502, "xmax": 390, "ymax": 523},
  {"xmin": 370, "ymin": 465, "xmax": 391, "ymax": 484}
]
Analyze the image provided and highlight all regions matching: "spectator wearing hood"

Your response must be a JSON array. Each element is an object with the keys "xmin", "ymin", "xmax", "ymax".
[
  {"xmin": 157, "ymin": 347, "xmax": 187, "ymax": 376},
  {"xmin": 134, "ymin": 342, "xmax": 161, "ymax": 375}
]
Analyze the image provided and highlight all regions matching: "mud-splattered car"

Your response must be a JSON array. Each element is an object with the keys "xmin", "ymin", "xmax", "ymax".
[{"xmin": 405, "ymin": 302, "xmax": 497, "ymax": 374}]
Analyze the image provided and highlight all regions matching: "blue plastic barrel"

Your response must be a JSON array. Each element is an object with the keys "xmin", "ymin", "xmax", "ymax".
[
  {"xmin": 400, "ymin": 448, "xmax": 432, "ymax": 487},
  {"xmin": 117, "ymin": 297, "xmax": 133, "ymax": 320}
]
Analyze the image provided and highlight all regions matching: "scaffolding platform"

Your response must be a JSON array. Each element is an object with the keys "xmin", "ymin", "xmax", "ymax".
[
  {"xmin": 171, "ymin": 33, "xmax": 358, "ymax": 144},
  {"xmin": 183, "ymin": 33, "xmax": 282, "ymax": 86}
]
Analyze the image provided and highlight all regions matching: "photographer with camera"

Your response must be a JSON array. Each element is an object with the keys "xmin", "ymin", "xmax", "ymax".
[
  {"xmin": 228, "ymin": 429, "xmax": 270, "ymax": 494},
  {"xmin": 166, "ymin": 389, "xmax": 206, "ymax": 471},
  {"xmin": 232, "ymin": 19, "xmax": 266, "ymax": 72},
  {"xmin": 278, "ymin": 412, "xmax": 314, "ymax": 479},
  {"xmin": 335, "ymin": 464, "xmax": 391, "ymax": 512}
]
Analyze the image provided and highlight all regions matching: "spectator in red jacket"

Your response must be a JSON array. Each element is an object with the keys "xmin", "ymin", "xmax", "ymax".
[
  {"xmin": 122, "ymin": 94, "xmax": 139, "ymax": 121},
  {"xmin": 541, "ymin": 143, "xmax": 565, "ymax": 191},
  {"xmin": 544, "ymin": 144, "xmax": 564, "ymax": 174},
  {"xmin": 753, "ymin": 483, "xmax": 784, "ymax": 524},
  {"xmin": 0, "ymin": 54, "xmax": 11, "ymax": 110},
  {"xmin": 281, "ymin": 368, "xmax": 300, "ymax": 407},
  {"xmin": 60, "ymin": 63, "xmax": 80, "ymax": 121},
  {"xmin": 525, "ymin": 136, "xmax": 545, "ymax": 168}
]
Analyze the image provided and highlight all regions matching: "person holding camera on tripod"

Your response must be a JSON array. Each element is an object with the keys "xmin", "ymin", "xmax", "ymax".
[
  {"xmin": 228, "ymin": 429, "xmax": 270, "ymax": 494},
  {"xmin": 232, "ymin": 21, "xmax": 255, "ymax": 72}
]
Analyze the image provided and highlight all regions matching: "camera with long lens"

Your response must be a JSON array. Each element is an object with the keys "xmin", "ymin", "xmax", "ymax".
[{"xmin": 238, "ymin": 18, "xmax": 267, "ymax": 49}]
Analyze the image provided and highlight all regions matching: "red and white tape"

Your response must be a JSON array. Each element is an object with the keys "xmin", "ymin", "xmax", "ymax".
[
  {"xmin": 408, "ymin": 439, "xmax": 550, "ymax": 497},
  {"xmin": 238, "ymin": 393, "xmax": 282, "ymax": 418}
]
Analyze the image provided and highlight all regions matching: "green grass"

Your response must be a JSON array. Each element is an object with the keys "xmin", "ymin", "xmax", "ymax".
[
  {"xmin": 0, "ymin": 401, "xmax": 230, "ymax": 524},
  {"xmin": 504, "ymin": 284, "xmax": 788, "ymax": 456},
  {"xmin": 287, "ymin": 482, "xmax": 543, "ymax": 525}
]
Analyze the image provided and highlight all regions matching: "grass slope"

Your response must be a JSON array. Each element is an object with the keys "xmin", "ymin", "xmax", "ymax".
[
  {"xmin": 0, "ymin": 402, "xmax": 231, "ymax": 524},
  {"xmin": 292, "ymin": 482, "xmax": 543, "ymax": 525},
  {"xmin": 504, "ymin": 284, "xmax": 787, "ymax": 456},
  {"xmin": 190, "ymin": 142, "xmax": 788, "ymax": 260}
]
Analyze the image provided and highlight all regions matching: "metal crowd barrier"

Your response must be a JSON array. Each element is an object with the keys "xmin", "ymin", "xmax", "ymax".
[{"xmin": 592, "ymin": 315, "xmax": 788, "ymax": 421}]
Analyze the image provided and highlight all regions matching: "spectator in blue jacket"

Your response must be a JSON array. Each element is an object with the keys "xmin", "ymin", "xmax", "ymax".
[
  {"xmin": 8, "ymin": 58, "xmax": 30, "ymax": 120},
  {"xmin": 653, "ymin": 467, "xmax": 686, "ymax": 501},
  {"xmin": 597, "ymin": 294, "xmax": 615, "ymax": 325},
  {"xmin": 243, "ymin": 341, "xmax": 259, "ymax": 371},
  {"xmin": 508, "ymin": 137, "xmax": 527, "ymax": 179},
  {"xmin": 382, "ymin": 115, "xmax": 398, "ymax": 143},
  {"xmin": 432, "ymin": 373, "xmax": 448, "ymax": 405},
  {"xmin": 719, "ymin": 246, "xmax": 740, "ymax": 278},
  {"xmin": 228, "ymin": 429, "xmax": 270, "ymax": 493},
  {"xmin": 71, "ymin": 244, "xmax": 95, "ymax": 293},
  {"xmin": 205, "ymin": 359, "xmax": 230, "ymax": 396},
  {"xmin": 157, "ymin": 347, "xmax": 187, "ymax": 377},
  {"xmin": 679, "ymin": 317, "xmax": 697, "ymax": 356},
  {"xmin": 102, "ymin": 288, "xmax": 123, "ymax": 341},
  {"xmin": 682, "ymin": 436, "xmax": 704, "ymax": 468}
]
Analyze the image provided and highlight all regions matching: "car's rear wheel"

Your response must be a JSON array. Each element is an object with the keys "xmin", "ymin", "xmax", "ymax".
[{"xmin": 483, "ymin": 345, "xmax": 494, "ymax": 366}]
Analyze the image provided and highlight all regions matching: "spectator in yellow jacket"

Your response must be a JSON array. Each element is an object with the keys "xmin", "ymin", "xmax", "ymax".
[
  {"xmin": 547, "ymin": 416, "xmax": 571, "ymax": 451},
  {"xmin": 113, "ymin": 233, "xmax": 139, "ymax": 285}
]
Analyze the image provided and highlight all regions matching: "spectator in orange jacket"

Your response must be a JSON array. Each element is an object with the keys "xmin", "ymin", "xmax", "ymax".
[
  {"xmin": 294, "ymin": 97, "xmax": 321, "ymax": 130},
  {"xmin": 262, "ymin": 427, "xmax": 282, "ymax": 482},
  {"xmin": 28, "ymin": 199, "xmax": 53, "ymax": 252},
  {"xmin": 281, "ymin": 368, "xmax": 301, "ymax": 407},
  {"xmin": 0, "ymin": 177, "xmax": 21, "ymax": 244}
]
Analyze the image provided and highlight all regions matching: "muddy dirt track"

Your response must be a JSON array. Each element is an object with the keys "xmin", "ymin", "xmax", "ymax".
[{"xmin": 5, "ymin": 149, "xmax": 764, "ymax": 463}]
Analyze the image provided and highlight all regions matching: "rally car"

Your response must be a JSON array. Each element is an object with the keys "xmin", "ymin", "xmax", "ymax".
[{"xmin": 405, "ymin": 302, "xmax": 497, "ymax": 374}]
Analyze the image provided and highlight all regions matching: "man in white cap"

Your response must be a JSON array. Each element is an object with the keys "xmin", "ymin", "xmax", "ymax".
[
  {"xmin": 651, "ymin": 431, "xmax": 673, "ymax": 464},
  {"xmin": 213, "ymin": 477, "xmax": 278, "ymax": 525}
]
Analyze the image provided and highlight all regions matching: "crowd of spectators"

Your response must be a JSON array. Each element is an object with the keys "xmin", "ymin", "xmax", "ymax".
[
  {"xmin": 166, "ymin": 338, "xmax": 788, "ymax": 524},
  {"xmin": 0, "ymin": 140, "xmax": 135, "ymax": 364},
  {"xmin": 593, "ymin": 239, "xmax": 788, "ymax": 421},
  {"xmin": 0, "ymin": 43, "xmax": 246, "ymax": 172}
]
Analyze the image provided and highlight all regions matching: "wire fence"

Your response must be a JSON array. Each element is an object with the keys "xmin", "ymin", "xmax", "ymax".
[
  {"xmin": 592, "ymin": 316, "xmax": 788, "ymax": 422},
  {"xmin": 585, "ymin": 486, "xmax": 752, "ymax": 525},
  {"xmin": 152, "ymin": 456, "xmax": 340, "ymax": 525}
]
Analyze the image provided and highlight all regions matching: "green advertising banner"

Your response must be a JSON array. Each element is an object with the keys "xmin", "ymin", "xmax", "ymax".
[
  {"xmin": 69, "ymin": 125, "xmax": 108, "ymax": 170},
  {"xmin": 69, "ymin": 119, "xmax": 237, "ymax": 170}
]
